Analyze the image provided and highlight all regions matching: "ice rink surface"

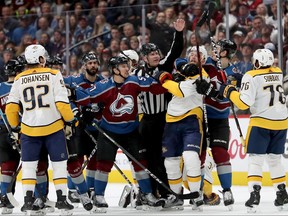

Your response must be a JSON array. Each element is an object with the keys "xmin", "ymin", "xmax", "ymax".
[{"xmin": 7, "ymin": 183, "xmax": 288, "ymax": 215}]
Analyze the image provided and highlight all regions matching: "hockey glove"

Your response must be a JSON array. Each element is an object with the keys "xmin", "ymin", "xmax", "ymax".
[
  {"xmin": 65, "ymin": 117, "xmax": 78, "ymax": 140},
  {"xmin": 172, "ymin": 72, "xmax": 186, "ymax": 82},
  {"xmin": 219, "ymin": 84, "xmax": 236, "ymax": 99},
  {"xmin": 177, "ymin": 62, "xmax": 200, "ymax": 77},
  {"xmin": 66, "ymin": 85, "xmax": 77, "ymax": 101},
  {"xmin": 227, "ymin": 73, "xmax": 243, "ymax": 88},
  {"xmin": 153, "ymin": 71, "xmax": 173, "ymax": 84},
  {"xmin": 81, "ymin": 106, "xmax": 95, "ymax": 125},
  {"xmin": 195, "ymin": 79, "xmax": 219, "ymax": 98}
]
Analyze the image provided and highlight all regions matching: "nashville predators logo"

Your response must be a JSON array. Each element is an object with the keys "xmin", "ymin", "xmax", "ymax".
[{"xmin": 110, "ymin": 93, "xmax": 134, "ymax": 117}]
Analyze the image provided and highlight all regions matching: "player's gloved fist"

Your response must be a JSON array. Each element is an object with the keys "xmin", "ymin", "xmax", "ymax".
[
  {"xmin": 11, "ymin": 125, "xmax": 21, "ymax": 133},
  {"xmin": 179, "ymin": 63, "xmax": 200, "ymax": 77},
  {"xmin": 219, "ymin": 84, "xmax": 236, "ymax": 98},
  {"xmin": 66, "ymin": 85, "xmax": 76, "ymax": 101},
  {"xmin": 195, "ymin": 79, "xmax": 218, "ymax": 98},
  {"xmin": 172, "ymin": 73, "xmax": 185, "ymax": 82},
  {"xmin": 227, "ymin": 73, "xmax": 243, "ymax": 88},
  {"xmin": 153, "ymin": 71, "xmax": 173, "ymax": 84},
  {"xmin": 81, "ymin": 106, "xmax": 94, "ymax": 125}
]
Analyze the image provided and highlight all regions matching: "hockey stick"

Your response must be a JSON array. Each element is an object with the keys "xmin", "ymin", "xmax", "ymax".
[
  {"xmin": 0, "ymin": 109, "xmax": 21, "ymax": 154},
  {"xmin": 6, "ymin": 163, "xmax": 22, "ymax": 207},
  {"xmin": 83, "ymin": 128, "xmax": 137, "ymax": 207},
  {"xmin": 91, "ymin": 122, "xmax": 199, "ymax": 200},
  {"xmin": 195, "ymin": 1, "xmax": 216, "ymax": 147},
  {"xmin": 210, "ymin": 39, "xmax": 246, "ymax": 147}
]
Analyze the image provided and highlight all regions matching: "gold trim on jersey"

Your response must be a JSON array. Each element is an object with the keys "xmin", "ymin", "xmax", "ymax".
[
  {"xmin": 271, "ymin": 176, "xmax": 286, "ymax": 184},
  {"xmin": 21, "ymin": 119, "xmax": 64, "ymax": 136},
  {"xmin": 15, "ymin": 68, "xmax": 59, "ymax": 81},
  {"xmin": 229, "ymin": 91, "xmax": 249, "ymax": 110},
  {"xmin": 166, "ymin": 107, "xmax": 203, "ymax": 123},
  {"xmin": 249, "ymin": 117, "xmax": 288, "ymax": 130},
  {"xmin": 5, "ymin": 102, "xmax": 20, "ymax": 128},
  {"xmin": 168, "ymin": 177, "xmax": 183, "ymax": 185},
  {"xmin": 246, "ymin": 67, "xmax": 282, "ymax": 77},
  {"xmin": 56, "ymin": 101, "xmax": 75, "ymax": 122},
  {"xmin": 163, "ymin": 80, "xmax": 184, "ymax": 97}
]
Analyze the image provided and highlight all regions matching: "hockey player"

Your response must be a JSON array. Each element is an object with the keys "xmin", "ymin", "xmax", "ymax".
[
  {"xmin": 175, "ymin": 45, "xmax": 221, "ymax": 206},
  {"xmin": 72, "ymin": 56, "xmax": 168, "ymax": 212},
  {"xmin": 135, "ymin": 18, "xmax": 185, "ymax": 201},
  {"xmin": 158, "ymin": 62, "xmax": 208, "ymax": 211},
  {"xmin": 0, "ymin": 59, "xmax": 24, "ymax": 214},
  {"xmin": 219, "ymin": 48, "xmax": 288, "ymax": 213},
  {"xmin": 63, "ymin": 51, "xmax": 102, "ymax": 211},
  {"xmin": 194, "ymin": 39, "xmax": 240, "ymax": 209},
  {"xmin": 5, "ymin": 44, "xmax": 76, "ymax": 215}
]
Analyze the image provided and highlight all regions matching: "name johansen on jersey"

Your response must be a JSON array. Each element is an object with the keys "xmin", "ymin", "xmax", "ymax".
[{"xmin": 21, "ymin": 73, "xmax": 50, "ymax": 84}]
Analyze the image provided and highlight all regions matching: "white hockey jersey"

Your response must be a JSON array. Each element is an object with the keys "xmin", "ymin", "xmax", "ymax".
[
  {"xmin": 230, "ymin": 67, "xmax": 288, "ymax": 130},
  {"xmin": 6, "ymin": 67, "xmax": 74, "ymax": 136},
  {"xmin": 162, "ymin": 71, "xmax": 208, "ymax": 123}
]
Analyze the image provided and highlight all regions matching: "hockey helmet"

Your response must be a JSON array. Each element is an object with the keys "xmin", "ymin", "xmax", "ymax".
[
  {"xmin": 108, "ymin": 56, "xmax": 129, "ymax": 72},
  {"xmin": 81, "ymin": 51, "xmax": 100, "ymax": 65},
  {"xmin": 24, "ymin": 44, "xmax": 48, "ymax": 65},
  {"xmin": 217, "ymin": 39, "xmax": 237, "ymax": 59},
  {"xmin": 16, "ymin": 55, "xmax": 27, "ymax": 65},
  {"xmin": 187, "ymin": 46, "xmax": 208, "ymax": 63},
  {"xmin": 119, "ymin": 50, "xmax": 139, "ymax": 62},
  {"xmin": 140, "ymin": 43, "xmax": 159, "ymax": 56},
  {"xmin": 4, "ymin": 59, "xmax": 25, "ymax": 76},
  {"xmin": 252, "ymin": 48, "xmax": 274, "ymax": 69}
]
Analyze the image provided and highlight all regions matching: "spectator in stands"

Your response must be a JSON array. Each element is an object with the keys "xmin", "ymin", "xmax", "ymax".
[
  {"xmin": 35, "ymin": 16, "xmax": 54, "ymax": 41},
  {"xmin": 39, "ymin": 2, "xmax": 58, "ymax": 29},
  {"xmin": 74, "ymin": 16, "xmax": 93, "ymax": 43},
  {"xmin": 119, "ymin": 37, "xmax": 130, "ymax": 51},
  {"xmin": 39, "ymin": 32, "xmax": 53, "ymax": 54},
  {"xmin": 92, "ymin": 14, "xmax": 111, "ymax": 47},
  {"xmin": 122, "ymin": 22, "xmax": 137, "ymax": 40},
  {"xmin": 0, "ymin": 30, "xmax": 8, "ymax": 45},
  {"xmin": 12, "ymin": 15, "xmax": 36, "ymax": 46},
  {"xmin": 109, "ymin": 38, "xmax": 120, "ymax": 56},
  {"xmin": 164, "ymin": 7, "xmax": 177, "ymax": 27},
  {"xmin": 237, "ymin": 2, "xmax": 253, "ymax": 31},
  {"xmin": 96, "ymin": 41, "xmax": 105, "ymax": 56},
  {"xmin": 68, "ymin": 54, "xmax": 80, "ymax": 76},
  {"xmin": 266, "ymin": 1, "xmax": 279, "ymax": 29},
  {"xmin": 243, "ymin": 15, "xmax": 265, "ymax": 44},
  {"xmin": 233, "ymin": 30, "xmax": 246, "ymax": 50},
  {"xmin": 129, "ymin": 35, "xmax": 140, "ymax": 53},
  {"xmin": 146, "ymin": 11, "xmax": 174, "ymax": 56},
  {"xmin": 0, "ymin": 48, "xmax": 14, "ymax": 81},
  {"xmin": 54, "ymin": 17, "xmax": 66, "ymax": 34},
  {"xmin": 51, "ymin": 29, "xmax": 65, "ymax": 57},
  {"xmin": 255, "ymin": 3, "xmax": 269, "ymax": 22},
  {"xmin": 15, "ymin": 33, "xmax": 33, "ymax": 56},
  {"xmin": 235, "ymin": 43, "xmax": 254, "ymax": 74},
  {"xmin": 1, "ymin": 5, "xmax": 19, "ymax": 39}
]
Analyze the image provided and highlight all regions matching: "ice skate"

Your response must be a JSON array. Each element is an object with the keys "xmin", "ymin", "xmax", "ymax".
[
  {"xmin": 68, "ymin": 190, "xmax": 80, "ymax": 208},
  {"xmin": 190, "ymin": 192, "xmax": 204, "ymax": 212},
  {"xmin": 55, "ymin": 190, "xmax": 74, "ymax": 216},
  {"xmin": 79, "ymin": 193, "xmax": 93, "ymax": 211},
  {"xmin": 162, "ymin": 194, "xmax": 184, "ymax": 210},
  {"xmin": 91, "ymin": 195, "xmax": 108, "ymax": 213},
  {"xmin": 203, "ymin": 192, "xmax": 221, "ymax": 205},
  {"xmin": 222, "ymin": 189, "xmax": 234, "ymax": 211},
  {"xmin": 245, "ymin": 185, "xmax": 261, "ymax": 213},
  {"xmin": 274, "ymin": 184, "xmax": 288, "ymax": 211},
  {"xmin": 118, "ymin": 185, "xmax": 131, "ymax": 208},
  {"xmin": 21, "ymin": 191, "xmax": 35, "ymax": 213},
  {"xmin": 0, "ymin": 194, "xmax": 14, "ymax": 214},
  {"xmin": 131, "ymin": 189, "xmax": 142, "ymax": 210},
  {"xmin": 140, "ymin": 192, "xmax": 165, "ymax": 211},
  {"xmin": 29, "ymin": 198, "xmax": 46, "ymax": 216}
]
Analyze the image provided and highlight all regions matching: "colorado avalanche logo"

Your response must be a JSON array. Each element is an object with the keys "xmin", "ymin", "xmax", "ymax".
[{"xmin": 110, "ymin": 93, "xmax": 134, "ymax": 117}]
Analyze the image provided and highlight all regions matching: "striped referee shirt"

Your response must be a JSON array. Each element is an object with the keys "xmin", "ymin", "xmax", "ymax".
[{"xmin": 134, "ymin": 30, "xmax": 184, "ymax": 115}]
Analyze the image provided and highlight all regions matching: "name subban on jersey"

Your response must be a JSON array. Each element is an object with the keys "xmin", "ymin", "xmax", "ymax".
[{"xmin": 264, "ymin": 74, "xmax": 280, "ymax": 82}]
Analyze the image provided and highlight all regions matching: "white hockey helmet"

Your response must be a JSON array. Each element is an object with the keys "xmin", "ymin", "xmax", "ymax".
[
  {"xmin": 25, "ymin": 44, "xmax": 48, "ymax": 65},
  {"xmin": 119, "ymin": 50, "xmax": 139, "ymax": 62},
  {"xmin": 187, "ymin": 45, "xmax": 208, "ymax": 63},
  {"xmin": 252, "ymin": 48, "xmax": 274, "ymax": 69}
]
